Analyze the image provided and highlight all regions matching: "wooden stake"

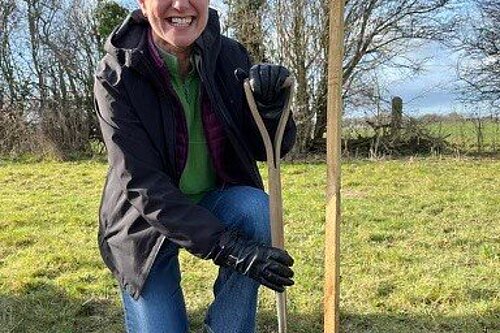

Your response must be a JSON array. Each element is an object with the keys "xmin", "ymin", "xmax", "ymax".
[{"xmin": 325, "ymin": 1, "xmax": 345, "ymax": 333}]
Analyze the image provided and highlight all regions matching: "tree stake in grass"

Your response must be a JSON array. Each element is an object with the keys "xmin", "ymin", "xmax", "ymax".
[
  {"xmin": 244, "ymin": 77, "xmax": 295, "ymax": 333},
  {"xmin": 325, "ymin": 1, "xmax": 345, "ymax": 332}
]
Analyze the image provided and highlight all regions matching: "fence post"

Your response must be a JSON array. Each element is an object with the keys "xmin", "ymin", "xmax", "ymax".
[{"xmin": 391, "ymin": 96, "xmax": 403, "ymax": 138}]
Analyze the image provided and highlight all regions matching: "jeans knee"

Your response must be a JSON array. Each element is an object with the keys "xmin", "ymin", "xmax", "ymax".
[{"xmin": 235, "ymin": 187, "xmax": 271, "ymax": 246}]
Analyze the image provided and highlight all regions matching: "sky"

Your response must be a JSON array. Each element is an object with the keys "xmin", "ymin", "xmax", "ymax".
[
  {"xmin": 382, "ymin": 43, "xmax": 462, "ymax": 116},
  {"xmin": 117, "ymin": 0, "xmax": 461, "ymax": 116}
]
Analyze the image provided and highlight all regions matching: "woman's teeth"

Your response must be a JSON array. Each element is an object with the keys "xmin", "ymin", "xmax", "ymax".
[{"xmin": 169, "ymin": 17, "xmax": 193, "ymax": 26}]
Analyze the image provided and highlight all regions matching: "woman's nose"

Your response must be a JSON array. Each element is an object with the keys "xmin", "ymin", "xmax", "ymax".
[{"xmin": 171, "ymin": 0, "xmax": 191, "ymax": 11}]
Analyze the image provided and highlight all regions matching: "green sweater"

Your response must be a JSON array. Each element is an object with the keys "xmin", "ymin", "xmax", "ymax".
[{"xmin": 159, "ymin": 49, "xmax": 216, "ymax": 203}]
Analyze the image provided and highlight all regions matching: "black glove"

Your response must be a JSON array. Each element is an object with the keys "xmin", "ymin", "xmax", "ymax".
[
  {"xmin": 235, "ymin": 64, "xmax": 291, "ymax": 120},
  {"xmin": 210, "ymin": 230, "xmax": 295, "ymax": 292}
]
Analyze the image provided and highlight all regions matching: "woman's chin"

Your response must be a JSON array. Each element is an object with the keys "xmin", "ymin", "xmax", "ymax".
[
  {"xmin": 172, "ymin": 40, "xmax": 195, "ymax": 49},
  {"xmin": 161, "ymin": 35, "xmax": 197, "ymax": 51},
  {"xmin": 154, "ymin": 40, "xmax": 190, "ymax": 55}
]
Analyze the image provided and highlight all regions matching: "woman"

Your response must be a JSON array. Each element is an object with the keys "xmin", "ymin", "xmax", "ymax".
[{"xmin": 94, "ymin": 0, "xmax": 296, "ymax": 332}]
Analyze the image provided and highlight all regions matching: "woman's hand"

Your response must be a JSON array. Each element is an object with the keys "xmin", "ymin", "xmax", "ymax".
[
  {"xmin": 236, "ymin": 64, "xmax": 292, "ymax": 120},
  {"xmin": 210, "ymin": 230, "xmax": 295, "ymax": 292}
]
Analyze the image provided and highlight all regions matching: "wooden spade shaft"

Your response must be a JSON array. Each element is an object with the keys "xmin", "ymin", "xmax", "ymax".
[{"xmin": 243, "ymin": 78, "xmax": 295, "ymax": 333}]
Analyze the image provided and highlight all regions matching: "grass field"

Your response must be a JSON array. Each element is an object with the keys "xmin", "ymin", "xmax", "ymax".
[
  {"xmin": 426, "ymin": 120, "xmax": 499, "ymax": 154},
  {"xmin": 343, "ymin": 118, "xmax": 499, "ymax": 155},
  {"xmin": 0, "ymin": 158, "xmax": 499, "ymax": 332}
]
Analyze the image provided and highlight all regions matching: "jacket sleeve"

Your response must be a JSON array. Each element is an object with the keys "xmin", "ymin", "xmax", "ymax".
[
  {"xmin": 238, "ymin": 45, "xmax": 297, "ymax": 161},
  {"xmin": 94, "ymin": 68, "xmax": 225, "ymax": 259}
]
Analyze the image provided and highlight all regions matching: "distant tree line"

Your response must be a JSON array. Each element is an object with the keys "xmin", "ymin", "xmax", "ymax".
[
  {"xmin": 0, "ymin": 0, "xmax": 127, "ymax": 159},
  {"xmin": 0, "ymin": 0, "xmax": 497, "ymax": 159}
]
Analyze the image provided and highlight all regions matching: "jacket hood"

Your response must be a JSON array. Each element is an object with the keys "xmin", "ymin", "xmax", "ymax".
[{"xmin": 104, "ymin": 8, "xmax": 222, "ymax": 70}]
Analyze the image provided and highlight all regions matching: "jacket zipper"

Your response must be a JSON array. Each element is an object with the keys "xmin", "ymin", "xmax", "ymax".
[{"xmin": 141, "ymin": 53, "xmax": 188, "ymax": 185}]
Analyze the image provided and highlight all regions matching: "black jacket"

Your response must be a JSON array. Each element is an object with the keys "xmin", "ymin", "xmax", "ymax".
[{"xmin": 94, "ymin": 9, "xmax": 296, "ymax": 300}]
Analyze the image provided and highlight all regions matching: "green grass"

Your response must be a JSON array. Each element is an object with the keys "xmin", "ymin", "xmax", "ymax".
[
  {"xmin": 0, "ymin": 158, "xmax": 499, "ymax": 332},
  {"xmin": 342, "ymin": 119, "xmax": 499, "ymax": 154},
  {"xmin": 426, "ymin": 120, "xmax": 499, "ymax": 154}
]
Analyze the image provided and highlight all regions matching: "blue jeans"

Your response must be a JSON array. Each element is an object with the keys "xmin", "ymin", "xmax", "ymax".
[{"xmin": 120, "ymin": 185, "xmax": 271, "ymax": 333}]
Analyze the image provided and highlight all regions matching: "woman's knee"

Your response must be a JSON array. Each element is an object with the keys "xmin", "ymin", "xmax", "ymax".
[{"xmin": 229, "ymin": 186, "xmax": 272, "ymax": 245}]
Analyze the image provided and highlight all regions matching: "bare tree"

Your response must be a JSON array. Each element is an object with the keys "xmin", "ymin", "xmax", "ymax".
[
  {"xmin": 223, "ymin": 0, "xmax": 266, "ymax": 62},
  {"xmin": 0, "ymin": 0, "xmax": 127, "ymax": 158},
  {"xmin": 456, "ymin": 0, "xmax": 499, "ymax": 108},
  {"xmin": 262, "ymin": 0, "xmax": 327, "ymax": 154},
  {"xmin": 0, "ymin": 0, "xmax": 22, "ymax": 106},
  {"xmin": 259, "ymin": 0, "xmax": 458, "ymax": 154},
  {"xmin": 317, "ymin": 0, "xmax": 459, "ymax": 144}
]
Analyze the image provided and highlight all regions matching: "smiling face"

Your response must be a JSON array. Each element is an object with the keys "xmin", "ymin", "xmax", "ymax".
[{"xmin": 138, "ymin": 0, "xmax": 209, "ymax": 53}]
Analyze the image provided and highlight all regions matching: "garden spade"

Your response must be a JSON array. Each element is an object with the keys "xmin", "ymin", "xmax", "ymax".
[{"xmin": 243, "ymin": 77, "xmax": 295, "ymax": 333}]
